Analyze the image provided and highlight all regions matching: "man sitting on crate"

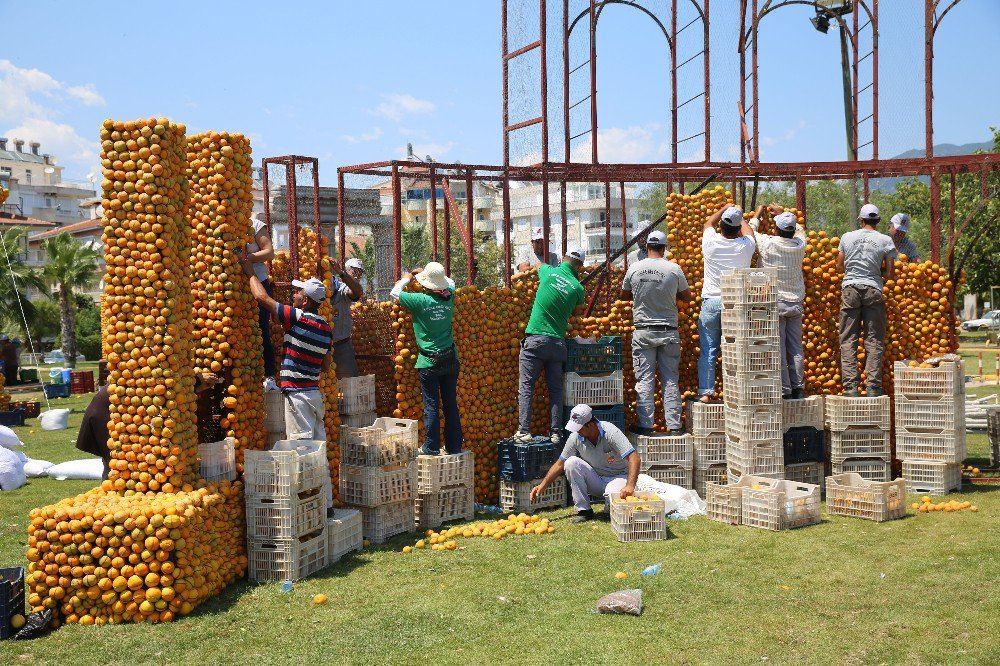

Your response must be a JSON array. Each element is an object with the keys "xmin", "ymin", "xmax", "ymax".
[{"xmin": 529, "ymin": 404, "xmax": 641, "ymax": 523}]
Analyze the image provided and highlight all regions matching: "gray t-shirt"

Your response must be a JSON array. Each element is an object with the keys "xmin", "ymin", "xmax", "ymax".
[
  {"xmin": 622, "ymin": 258, "xmax": 689, "ymax": 328},
  {"xmin": 839, "ymin": 228, "xmax": 897, "ymax": 290},
  {"xmin": 560, "ymin": 421, "xmax": 635, "ymax": 477},
  {"xmin": 329, "ymin": 281, "xmax": 355, "ymax": 342}
]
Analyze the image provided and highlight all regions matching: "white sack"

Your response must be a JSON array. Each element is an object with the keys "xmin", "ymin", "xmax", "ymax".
[
  {"xmin": 0, "ymin": 424, "xmax": 23, "ymax": 449},
  {"xmin": 0, "ymin": 445, "xmax": 27, "ymax": 490},
  {"xmin": 635, "ymin": 474, "xmax": 707, "ymax": 518},
  {"xmin": 46, "ymin": 458, "xmax": 103, "ymax": 480},
  {"xmin": 23, "ymin": 458, "xmax": 55, "ymax": 477},
  {"xmin": 40, "ymin": 409, "xmax": 71, "ymax": 431}
]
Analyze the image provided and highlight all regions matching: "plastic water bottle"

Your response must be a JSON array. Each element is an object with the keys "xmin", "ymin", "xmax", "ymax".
[
  {"xmin": 281, "ymin": 581, "xmax": 293, "ymax": 593},
  {"xmin": 641, "ymin": 564, "xmax": 662, "ymax": 576}
]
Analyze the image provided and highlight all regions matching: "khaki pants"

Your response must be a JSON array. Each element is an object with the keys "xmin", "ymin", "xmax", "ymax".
[{"xmin": 839, "ymin": 285, "xmax": 887, "ymax": 390}]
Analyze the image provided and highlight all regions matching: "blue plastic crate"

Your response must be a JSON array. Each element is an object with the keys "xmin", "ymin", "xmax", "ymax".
[
  {"xmin": 497, "ymin": 437, "xmax": 559, "ymax": 482},
  {"xmin": 0, "ymin": 409, "xmax": 25, "ymax": 427},
  {"xmin": 562, "ymin": 404, "xmax": 625, "ymax": 436},
  {"xmin": 565, "ymin": 336, "xmax": 622, "ymax": 375},
  {"xmin": 783, "ymin": 426, "xmax": 825, "ymax": 464},
  {"xmin": 43, "ymin": 383, "xmax": 71, "ymax": 399}
]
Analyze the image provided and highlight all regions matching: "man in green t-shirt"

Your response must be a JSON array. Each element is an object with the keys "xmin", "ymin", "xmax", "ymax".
[{"xmin": 513, "ymin": 246, "xmax": 587, "ymax": 444}]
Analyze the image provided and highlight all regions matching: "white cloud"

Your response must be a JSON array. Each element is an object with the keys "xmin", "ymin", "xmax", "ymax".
[
  {"xmin": 340, "ymin": 127, "xmax": 384, "ymax": 144},
  {"xmin": 373, "ymin": 93, "xmax": 436, "ymax": 122},
  {"xmin": 570, "ymin": 125, "xmax": 660, "ymax": 163},
  {"xmin": 3, "ymin": 117, "xmax": 97, "ymax": 164},
  {"xmin": 397, "ymin": 141, "xmax": 456, "ymax": 160},
  {"xmin": 66, "ymin": 84, "xmax": 105, "ymax": 107}
]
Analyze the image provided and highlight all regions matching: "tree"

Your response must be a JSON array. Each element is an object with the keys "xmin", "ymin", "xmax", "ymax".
[
  {"xmin": 0, "ymin": 227, "xmax": 45, "ymax": 338},
  {"xmin": 40, "ymin": 232, "xmax": 100, "ymax": 369},
  {"xmin": 27, "ymin": 300, "xmax": 61, "ymax": 345},
  {"xmin": 347, "ymin": 237, "xmax": 376, "ymax": 283}
]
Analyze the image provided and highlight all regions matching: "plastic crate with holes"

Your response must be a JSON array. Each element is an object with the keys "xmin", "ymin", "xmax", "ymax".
[
  {"xmin": 0, "ymin": 566, "xmax": 24, "ymax": 640},
  {"xmin": 340, "ymin": 411, "xmax": 377, "ymax": 429},
  {"xmin": 825, "ymin": 473, "xmax": 906, "ymax": 522},
  {"xmin": 722, "ymin": 372, "xmax": 782, "ymax": 409},
  {"xmin": 499, "ymin": 478, "xmax": 567, "ymax": 513},
  {"xmin": 339, "ymin": 461, "xmax": 416, "ymax": 507},
  {"xmin": 244, "ymin": 440, "xmax": 327, "ymax": 499},
  {"xmin": 695, "ymin": 464, "xmax": 728, "ymax": 498},
  {"xmin": 338, "ymin": 374, "xmax": 376, "ymax": 415},
  {"xmin": 327, "ymin": 508, "xmax": 363, "ymax": 562},
  {"xmin": 340, "ymin": 417, "xmax": 419, "ymax": 468},
  {"xmin": 693, "ymin": 433, "xmax": 727, "ymax": 467},
  {"xmin": 0, "ymin": 409, "xmax": 25, "ymax": 428},
  {"xmin": 726, "ymin": 439, "xmax": 784, "ymax": 479},
  {"xmin": 895, "ymin": 430, "xmax": 966, "ymax": 463},
  {"xmin": 824, "ymin": 395, "xmax": 891, "ymax": 431},
  {"xmin": 724, "ymin": 405, "xmax": 782, "ymax": 443},
  {"xmin": 783, "ymin": 462, "xmax": 825, "ymax": 493},
  {"xmin": 360, "ymin": 499, "xmax": 415, "ymax": 544},
  {"xmin": 782, "ymin": 395, "xmax": 824, "ymax": 431},
  {"xmin": 264, "ymin": 391, "xmax": 284, "ymax": 433},
  {"xmin": 609, "ymin": 494, "xmax": 667, "ymax": 542},
  {"xmin": 741, "ymin": 479, "xmax": 821, "ymax": 531},
  {"xmin": 198, "ymin": 437, "xmax": 236, "ymax": 482},
  {"xmin": 417, "ymin": 450, "xmax": 475, "ymax": 492},
  {"xmin": 894, "ymin": 395, "xmax": 964, "ymax": 434},
  {"xmin": 563, "ymin": 370, "xmax": 623, "ymax": 406},
  {"xmin": 829, "ymin": 429, "xmax": 891, "ymax": 462},
  {"xmin": 248, "ymin": 527, "xmax": 328, "ymax": 583},
  {"xmin": 246, "ymin": 487, "xmax": 326, "ymax": 541},
  {"xmin": 721, "ymin": 338, "xmax": 780, "ymax": 374},
  {"xmin": 782, "ymin": 427, "xmax": 825, "ymax": 464},
  {"xmin": 720, "ymin": 267, "xmax": 778, "ymax": 306},
  {"xmin": 831, "ymin": 458, "xmax": 891, "ymax": 483},
  {"xmin": 721, "ymin": 304, "xmax": 779, "ymax": 340},
  {"xmin": 705, "ymin": 474, "xmax": 777, "ymax": 525},
  {"xmin": 416, "ymin": 485, "xmax": 475, "ymax": 529},
  {"xmin": 565, "ymin": 336, "xmax": 622, "ymax": 375},
  {"xmin": 902, "ymin": 460, "xmax": 962, "ymax": 495},
  {"xmin": 642, "ymin": 465, "xmax": 693, "ymax": 489},
  {"xmin": 563, "ymin": 404, "xmax": 625, "ymax": 436},
  {"xmin": 497, "ymin": 437, "xmax": 558, "ymax": 482},
  {"xmin": 686, "ymin": 400, "xmax": 725, "ymax": 435},
  {"xmin": 629, "ymin": 432, "xmax": 692, "ymax": 469},
  {"xmin": 893, "ymin": 360, "xmax": 964, "ymax": 400}
]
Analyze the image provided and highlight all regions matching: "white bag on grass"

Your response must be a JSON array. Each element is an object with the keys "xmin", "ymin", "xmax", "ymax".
[
  {"xmin": 635, "ymin": 474, "xmax": 707, "ymax": 518},
  {"xmin": 0, "ymin": 424, "xmax": 24, "ymax": 449},
  {"xmin": 40, "ymin": 409, "xmax": 71, "ymax": 431},
  {"xmin": 46, "ymin": 458, "xmax": 103, "ymax": 480},
  {"xmin": 23, "ymin": 458, "xmax": 55, "ymax": 477},
  {"xmin": 0, "ymin": 445, "xmax": 27, "ymax": 490}
]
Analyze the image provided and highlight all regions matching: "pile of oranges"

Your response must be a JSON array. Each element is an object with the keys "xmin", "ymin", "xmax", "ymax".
[
  {"xmin": 402, "ymin": 513, "xmax": 554, "ymax": 552},
  {"xmin": 912, "ymin": 495, "xmax": 978, "ymax": 513}
]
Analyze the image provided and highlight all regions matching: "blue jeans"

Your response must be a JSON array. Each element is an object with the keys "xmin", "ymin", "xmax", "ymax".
[
  {"xmin": 697, "ymin": 297, "xmax": 723, "ymax": 395},
  {"xmin": 259, "ymin": 279, "xmax": 276, "ymax": 377},
  {"xmin": 419, "ymin": 368, "xmax": 463, "ymax": 454}
]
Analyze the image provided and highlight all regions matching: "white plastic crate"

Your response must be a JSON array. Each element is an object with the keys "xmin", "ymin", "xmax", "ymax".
[
  {"xmin": 720, "ymin": 267, "xmax": 778, "ymax": 306},
  {"xmin": 264, "ymin": 391, "xmax": 284, "ymax": 432},
  {"xmin": 416, "ymin": 485, "xmax": 475, "ymax": 528},
  {"xmin": 340, "ymin": 411, "xmax": 377, "ymax": 429},
  {"xmin": 244, "ymin": 440, "xmax": 327, "ymax": 498},
  {"xmin": 417, "ymin": 451, "xmax": 475, "ymax": 492},
  {"xmin": 894, "ymin": 396, "xmax": 964, "ymax": 434},
  {"xmin": 499, "ymin": 478, "xmax": 567, "ymax": 513},
  {"xmin": 725, "ymin": 406, "xmax": 782, "ymax": 443},
  {"xmin": 723, "ymin": 372, "xmax": 782, "ymax": 408},
  {"xmin": 829, "ymin": 429, "xmax": 891, "ymax": 462},
  {"xmin": 246, "ymin": 488, "xmax": 326, "ymax": 541},
  {"xmin": 340, "ymin": 418, "xmax": 419, "ymax": 467},
  {"xmin": 824, "ymin": 395, "xmax": 891, "ymax": 431},
  {"xmin": 705, "ymin": 474, "xmax": 778, "ymax": 525},
  {"xmin": 339, "ymin": 461, "xmax": 415, "ymax": 507},
  {"xmin": 721, "ymin": 304, "xmax": 779, "ymax": 340},
  {"xmin": 630, "ymin": 432, "xmax": 693, "ymax": 469},
  {"xmin": 783, "ymin": 462, "xmax": 825, "ymax": 492},
  {"xmin": 198, "ymin": 437, "xmax": 236, "ymax": 482},
  {"xmin": 832, "ymin": 458, "xmax": 891, "ymax": 483},
  {"xmin": 248, "ymin": 527, "xmax": 328, "ymax": 582},
  {"xmin": 563, "ymin": 370, "xmax": 624, "ymax": 406},
  {"xmin": 895, "ymin": 430, "xmax": 966, "ymax": 464},
  {"xmin": 360, "ymin": 499, "xmax": 415, "ymax": 544},
  {"xmin": 609, "ymin": 494, "xmax": 667, "ymax": 542},
  {"xmin": 721, "ymin": 338, "xmax": 780, "ymax": 374},
  {"xmin": 686, "ymin": 400, "xmax": 725, "ymax": 435},
  {"xmin": 327, "ymin": 508, "xmax": 363, "ymax": 562},
  {"xmin": 741, "ymin": 479, "xmax": 821, "ymax": 531},
  {"xmin": 338, "ymin": 374, "xmax": 376, "ymax": 415},
  {"xmin": 642, "ymin": 465, "xmax": 693, "ymax": 489},
  {"xmin": 893, "ymin": 360, "xmax": 964, "ymax": 400},
  {"xmin": 694, "ymin": 464, "xmax": 729, "ymax": 498},
  {"xmin": 726, "ymin": 438, "xmax": 784, "ymax": 478},
  {"xmin": 693, "ymin": 433, "xmax": 727, "ymax": 467},
  {"xmin": 782, "ymin": 395, "xmax": 825, "ymax": 430},
  {"xmin": 825, "ymin": 473, "xmax": 906, "ymax": 522},
  {"xmin": 902, "ymin": 460, "xmax": 962, "ymax": 495}
]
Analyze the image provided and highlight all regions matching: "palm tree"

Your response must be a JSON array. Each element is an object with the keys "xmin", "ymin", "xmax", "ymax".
[
  {"xmin": 40, "ymin": 232, "xmax": 100, "ymax": 369},
  {"xmin": 0, "ymin": 227, "xmax": 45, "ymax": 338}
]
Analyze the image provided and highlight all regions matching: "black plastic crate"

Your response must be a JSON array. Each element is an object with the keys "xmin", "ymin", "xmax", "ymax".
[
  {"xmin": 498, "ymin": 437, "xmax": 559, "ymax": 482},
  {"xmin": 42, "ymin": 383, "xmax": 70, "ymax": 399},
  {"xmin": 0, "ymin": 566, "xmax": 25, "ymax": 640},
  {"xmin": 783, "ymin": 426, "xmax": 825, "ymax": 464},
  {"xmin": 565, "ymin": 336, "xmax": 622, "ymax": 375},
  {"xmin": 0, "ymin": 409, "xmax": 25, "ymax": 428},
  {"xmin": 562, "ymin": 404, "xmax": 625, "ymax": 437}
]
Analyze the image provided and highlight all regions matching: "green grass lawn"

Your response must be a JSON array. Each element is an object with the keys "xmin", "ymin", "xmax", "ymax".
[{"xmin": 1, "ymin": 388, "xmax": 999, "ymax": 664}]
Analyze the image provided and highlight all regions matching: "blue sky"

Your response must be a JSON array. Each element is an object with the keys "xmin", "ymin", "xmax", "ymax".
[{"xmin": 1, "ymin": 0, "xmax": 997, "ymax": 185}]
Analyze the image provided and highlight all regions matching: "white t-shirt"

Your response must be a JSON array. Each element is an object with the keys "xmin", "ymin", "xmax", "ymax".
[
  {"xmin": 701, "ymin": 228, "xmax": 756, "ymax": 298},
  {"xmin": 247, "ymin": 218, "xmax": 270, "ymax": 283},
  {"xmin": 752, "ymin": 224, "xmax": 806, "ymax": 304}
]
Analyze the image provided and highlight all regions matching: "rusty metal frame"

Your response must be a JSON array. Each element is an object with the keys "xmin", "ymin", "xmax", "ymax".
[{"xmin": 261, "ymin": 155, "xmax": 322, "ymax": 284}]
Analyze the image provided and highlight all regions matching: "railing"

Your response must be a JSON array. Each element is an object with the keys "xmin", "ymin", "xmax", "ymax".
[{"xmin": 1, "ymin": 203, "xmax": 23, "ymax": 215}]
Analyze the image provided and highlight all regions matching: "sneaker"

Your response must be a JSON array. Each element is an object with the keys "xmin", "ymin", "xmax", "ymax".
[
  {"xmin": 867, "ymin": 387, "xmax": 885, "ymax": 398},
  {"xmin": 512, "ymin": 431, "xmax": 534, "ymax": 444},
  {"xmin": 791, "ymin": 388, "xmax": 806, "ymax": 399},
  {"xmin": 419, "ymin": 445, "xmax": 439, "ymax": 456},
  {"xmin": 782, "ymin": 393, "xmax": 793, "ymax": 400},
  {"xmin": 843, "ymin": 388, "xmax": 861, "ymax": 398},
  {"xmin": 262, "ymin": 376, "xmax": 278, "ymax": 392},
  {"xmin": 570, "ymin": 509, "xmax": 595, "ymax": 524},
  {"xmin": 549, "ymin": 430, "xmax": 562, "ymax": 445}
]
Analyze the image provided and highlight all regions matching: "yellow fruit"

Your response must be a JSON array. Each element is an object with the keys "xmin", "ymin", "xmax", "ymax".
[
  {"xmin": 11, "ymin": 614, "xmax": 25, "ymax": 629},
  {"xmin": 402, "ymin": 546, "xmax": 412, "ymax": 554},
  {"xmin": 970, "ymin": 506, "xmax": 978, "ymax": 513},
  {"xmin": 615, "ymin": 572, "xmax": 628, "ymax": 580}
]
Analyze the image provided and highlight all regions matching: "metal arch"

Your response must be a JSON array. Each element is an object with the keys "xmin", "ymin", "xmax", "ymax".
[
  {"xmin": 568, "ymin": 0, "xmax": 672, "ymax": 47},
  {"xmin": 744, "ymin": 0, "xmax": 877, "ymax": 49},
  {"xmin": 932, "ymin": 0, "xmax": 964, "ymax": 33}
]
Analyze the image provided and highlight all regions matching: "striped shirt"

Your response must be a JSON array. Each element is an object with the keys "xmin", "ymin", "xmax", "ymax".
[{"xmin": 275, "ymin": 303, "xmax": 332, "ymax": 392}]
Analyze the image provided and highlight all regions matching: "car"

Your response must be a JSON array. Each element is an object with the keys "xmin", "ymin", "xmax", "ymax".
[
  {"xmin": 961, "ymin": 310, "xmax": 1000, "ymax": 332},
  {"xmin": 42, "ymin": 350, "xmax": 87, "ymax": 364}
]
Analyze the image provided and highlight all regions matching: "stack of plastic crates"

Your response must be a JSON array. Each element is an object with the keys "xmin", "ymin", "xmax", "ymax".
[
  {"xmin": 338, "ymin": 374, "xmax": 378, "ymax": 428},
  {"xmin": 609, "ymin": 493, "xmax": 667, "ymax": 542},
  {"xmin": 327, "ymin": 508, "xmax": 363, "ymax": 563},
  {"xmin": 630, "ymin": 432, "xmax": 693, "ymax": 488},
  {"xmin": 497, "ymin": 436, "xmax": 563, "ymax": 513},
  {"xmin": 198, "ymin": 437, "xmax": 236, "ymax": 482},
  {"xmin": 244, "ymin": 440, "xmax": 329, "ymax": 582},
  {"xmin": 339, "ymin": 418, "xmax": 419, "ymax": 543},
  {"xmin": 782, "ymin": 396, "xmax": 826, "ymax": 491},
  {"xmin": 894, "ymin": 360, "xmax": 965, "ymax": 494},
  {"xmin": 826, "ymin": 395, "xmax": 891, "ymax": 482},
  {"xmin": 688, "ymin": 400, "xmax": 728, "ymax": 496},
  {"xmin": 720, "ymin": 268, "xmax": 783, "ymax": 480},
  {"xmin": 415, "ymin": 450, "xmax": 476, "ymax": 529},
  {"xmin": 706, "ymin": 474, "xmax": 820, "ymax": 531},
  {"xmin": 825, "ymin": 473, "xmax": 907, "ymax": 522},
  {"xmin": 563, "ymin": 336, "xmax": 624, "ymax": 433}
]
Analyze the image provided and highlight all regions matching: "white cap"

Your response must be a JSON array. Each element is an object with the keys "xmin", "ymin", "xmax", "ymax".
[
  {"xmin": 890, "ymin": 213, "xmax": 910, "ymax": 232},
  {"xmin": 345, "ymin": 257, "xmax": 364, "ymax": 271},
  {"xmin": 774, "ymin": 211, "xmax": 797, "ymax": 232},
  {"xmin": 858, "ymin": 203, "xmax": 880, "ymax": 221},
  {"xmin": 531, "ymin": 227, "xmax": 545, "ymax": 241},
  {"xmin": 721, "ymin": 206, "xmax": 744, "ymax": 228},
  {"xmin": 566, "ymin": 246, "xmax": 586, "ymax": 263},
  {"xmin": 415, "ymin": 261, "xmax": 452, "ymax": 291},
  {"xmin": 646, "ymin": 230, "xmax": 667, "ymax": 246},
  {"xmin": 291, "ymin": 277, "xmax": 327, "ymax": 303},
  {"xmin": 564, "ymin": 404, "xmax": 593, "ymax": 433}
]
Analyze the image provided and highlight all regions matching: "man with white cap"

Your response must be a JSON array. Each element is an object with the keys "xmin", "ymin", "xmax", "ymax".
[
  {"xmin": 838, "ymin": 203, "xmax": 897, "ymax": 397},
  {"xmin": 750, "ymin": 204, "xmax": 808, "ymax": 399},
  {"xmin": 345, "ymin": 257, "xmax": 367, "ymax": 290},
  {"xmin": 529, "ymin": 404, "xmax": 641, "ymax": 523},
  {"xmin": 517, "ymin": 227, "xmax": 560, "ymax": 272},
  {"xmin": 328, "ymin": 260, "xmax": 364, "ymax": 378},
  {"xmin": 620, "ymin": 229, "xmax": 692, "ymax": 433},
  {"xmin": 696, "ymin": 203, "xmax": 756, "ymax": 402},
  {"xmin": 626, "ymin": 222, "xmax": 651, "ymax": 264},
  {"xmin": 889, "ymin": 213, "xmax": 921, "ymax": 262},
  {"xmin": 513, "ymin": 247, "xmax": 587, "ymax": 444}
]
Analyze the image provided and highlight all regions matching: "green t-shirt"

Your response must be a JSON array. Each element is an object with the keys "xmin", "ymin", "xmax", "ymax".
[
  {"xmin": 525, "ymin": 262, "xmax": 585, "ymax": 338},
  {"xmin": 398, "ymin": 290, "xmax": 456, "ymax": 369}
]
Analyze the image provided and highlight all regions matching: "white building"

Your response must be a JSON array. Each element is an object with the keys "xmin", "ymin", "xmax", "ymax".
[{"xmin": 0, "ymin": 138, "xmax": 95, "ymax": 224}]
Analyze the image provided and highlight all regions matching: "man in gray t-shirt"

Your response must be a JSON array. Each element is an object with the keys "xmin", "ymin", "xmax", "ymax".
[
  {"xmin": 529, "ymin": 404, "xmax": 641, "ymax": 522},
  {"xmin": 620, "ymin": 230, "xmax": 692, "ymax": 433},
  {"xmin": 837, "ymin": 204, "xmax": 897, "ymax": 397},
  {"xmin": 328, "ymin": 260, "xmax": 364, "ymax": 378}
]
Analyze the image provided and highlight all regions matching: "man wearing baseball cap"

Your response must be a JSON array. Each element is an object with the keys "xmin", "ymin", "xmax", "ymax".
[
  {"xmin": 345, "ymin": 257, "xmax": 367, "ymax": 287},
  {"xmin": 328, "ymin": 259, "xmax": 364, "ymax": 378},
  {"xmin": 620, "ymin": 229, "xmax": 692, "ymax": 433},
  {"xmin": 750, "ymin": 204, "xmax": 808, "ymax": 399},
  {"xmin": 513, "ymin": 246, "xmax": 587, "ymax": 445},
  {"xmin": 626, "ymin": 221, "xmax": 652, "ymax": 264},
  {"xmin": 516, "ymin": 227, "xmax": 560, "ymax": 273},
  {"xmin": 529, "ymin": 404, "xmax": 641, "ymax": 523},
  {"xmin": 889, "ymin": 213, "xmax": 921, "ymax": 262},
  {"xmin": 697, "ymin": 203, "xmax": 756, "ymax": 402},
  {"xmin": 838, "ymin": 203, "xmax": 897, "ymax": 397}
]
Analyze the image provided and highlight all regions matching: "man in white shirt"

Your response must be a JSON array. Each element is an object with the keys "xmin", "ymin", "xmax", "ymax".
[
  {"xmin": 889, "ymin": 213, "xmax": 921, "ymax": 262},
  {"xmin": 697, "ymin": 205, "xmax": 756, "ymax": 402},
  {"xmin": 751, "ymin": 204, "xmax": 807, "ymax": 399},
  {"xmin": 516, "ymin": 227, "xmax": 560, "ymax": 272}
]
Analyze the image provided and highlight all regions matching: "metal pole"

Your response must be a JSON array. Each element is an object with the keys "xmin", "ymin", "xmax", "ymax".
[
  {"xmin": 840, "ymin": 20, "xmax": 859, "ymax": 222},
  {"xmin": 851, "ymin": 0, "xmax": 860, "ymax": 160},
  {"xmin": 540, "ymin": 0, "xmax": 549, "ymax": 165},
  {"xmin": 444, "ymin": 182, "xmax": 452, "ymax": 275},
  {"xmin": 703, "ymin": 0, "xmax": 711, "ymax": 161},
  {"xmin": 391, "ymin": 163, "xmax": 402, "ymax": 281},
  {"xmin": 604, "ymin": 181, "xmax": 611, "ymax": 266},
  {"xmin": 589, "ymin": 0, "xmax": 598, "ymax": 164},
  {"xmin": 287, "ymin": 160, "xmax": 299, "ymax": 280},
  {"xmin": 311, "ymin": 158, "xmax": 321, "ymax": 275},
  {"xmin": 949, "ymin": 171, "xmax": 956, "ymax": 256},
  {"xmin": 430, "ymin": 166, "xmax": 438, "ymax": 261},
  {"xmin": 795, "ymin": 177, "xmax": 806, "ymax": 220},
  {"xmin": 872, "ymin": 0, "xmax": 879, "ymax": 159},
  {"xmin": 503, "ymin": 172, "xmax": 512, "ymax": 287},
  {"xmin": 466, "ymin": 168, "xmax": 475, "ymax": 285},
  {"xmin": 930, "ymin": 169, "xmax": 941, "ymax": 262},
  {"xmin": 542, "ymin": 167, "xmax": 551, "ymax": 270},
  {"xmin": 739, "ymin": 0, "xmax": 748, "ymax": 164},
  {"xmin": 670, "ymin": 0, "xmax": 678, "ymax": 163},
  {"xmin": 560, "ymin": 180, "xmax": 568, "ymax": 257},
  {"xmin": 620, "ymin": 181, "xmax": 628, "ymax": 271},
  {"xmin": 502, "ymin": 0, "xmax": 510, "ymax": 166},
  {"xmin": 751, "ymin": 0, "xmax": 759, "ymax": 162},
  {"xmin": 563, "ymin": 0, "xmax": 571, "ymax": 163},
  {"xmin": 337, "ymin": 169, "xmax": 346, "ymax": 264},
  {"xmin": 925, "ymin": 0, "xmax": 934, "ymax": 159}
]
